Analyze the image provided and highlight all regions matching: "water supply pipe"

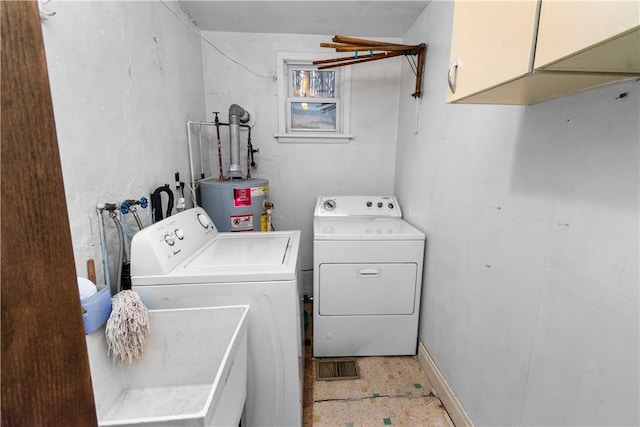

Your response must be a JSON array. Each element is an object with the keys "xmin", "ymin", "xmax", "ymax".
[
  {"xmin": 246, "ymin": 126, "xmax": 253, "ymax": 179},
  {"xmin": 96, "ymin": 204, "xmax": 112, "ymax": 294},
  {"xmin": 120, "ymin": 198, "xmax": 147, "ymax": 230},
  {"xmin": 97, "ymin": 203, "xmax": 124, "ymax": 295},
  {"xmin": 228, "ymin": 104, "xmax": 250, "ymax": 179},
  {"xmin": 109, "ymin": 210, "xmax": 128, "ymax": 292},
  {"xmin": 214, "ymin": 112, "xmax": 225, "ymax": 181}
]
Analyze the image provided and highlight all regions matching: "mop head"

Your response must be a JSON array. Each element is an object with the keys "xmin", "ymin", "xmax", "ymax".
[{"xmin": 105, "ymin": 290, "xmax": 150, "ymax": 364}]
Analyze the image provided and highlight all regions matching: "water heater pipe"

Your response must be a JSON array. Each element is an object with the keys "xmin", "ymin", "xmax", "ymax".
[{"xmin": 228, "ymin": 104, "xmax": 250, "ymax": 179}]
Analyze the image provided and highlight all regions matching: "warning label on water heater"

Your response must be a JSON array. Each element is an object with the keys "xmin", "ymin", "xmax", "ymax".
[
  {"xmin": 230, "ymin": 214, "xmax": 253, "ymax": 232},
  {"xmin": 234, "ymin": 188, "xmax": 252, "ymax": 207},
  {"xmin": 234, "ymin": 186, "xmax": 266, "ymax": 206},
  {"xmin": 251, "ymin": 186, "xmax": 266, "ymax": 197}
]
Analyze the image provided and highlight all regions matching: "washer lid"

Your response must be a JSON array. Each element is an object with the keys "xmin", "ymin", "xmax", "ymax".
[
  {"xmin": 186, "ymin": 234, "xmax": 291, "ymax": 267},
  {"xmin": 132, "ymin": 230, "xmax": 301, "ymax": 285},
  {"xmin": 314, "ymin": 217, "xmax": 425, "ymax": 240}
]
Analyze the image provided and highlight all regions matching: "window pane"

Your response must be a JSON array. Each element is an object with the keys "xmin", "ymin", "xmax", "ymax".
[
  {"xmin": 290, "ymin": 102, "xmax": 336, "ymax": 130},
  {"xmin": 291, "ymin": 70, "xmax": 335, "ymax": 98}
]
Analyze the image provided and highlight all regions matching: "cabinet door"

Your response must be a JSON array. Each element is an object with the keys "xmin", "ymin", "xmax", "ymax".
[
  {"xmin": 447, "ymin": 0, "xmax": 540, "ymax": 102},
  {"xmin": 534, "ymin": 0, "xmax": 640, "ymax": 73}
]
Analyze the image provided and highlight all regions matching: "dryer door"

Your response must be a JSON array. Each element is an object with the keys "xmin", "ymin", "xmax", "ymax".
[{"xmin": 318, "ymin": 263, "xmax": 417, "ymax": 315}]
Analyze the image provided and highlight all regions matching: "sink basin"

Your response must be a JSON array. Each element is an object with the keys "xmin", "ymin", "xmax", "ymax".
[{"xmin": 85, "ymin": 305, "xmax": 249, "ymax": 426}]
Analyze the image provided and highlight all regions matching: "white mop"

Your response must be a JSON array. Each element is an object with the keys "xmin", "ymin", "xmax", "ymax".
[
  {"xmin": 101, "ymin": 206, "xmax": 150, "ymax": 364},
  {"xmin": 105, "ymin": 289, "xmax": 150, "ymax": 364}
]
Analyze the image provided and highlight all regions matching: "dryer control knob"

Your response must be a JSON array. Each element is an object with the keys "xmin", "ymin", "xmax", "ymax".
[
  {"xmin": 388, "ymin": 202, "xmax": 394, "ymax": 209},
  {"xmin": 323, "ymin": 199, "xmax": 336, "ymax": 211},
  {"xmin": 366, "ymin": 201, "xmax": 372, "ymax": 207},
  {"xmin": 377, "ymin": 202, "xmax": 383, "ymax": 208}
]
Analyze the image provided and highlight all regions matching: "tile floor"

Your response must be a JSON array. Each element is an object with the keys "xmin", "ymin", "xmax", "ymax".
[{"xmin": 303, "ymin": 301, "xmax": 455, "ymax": 426}]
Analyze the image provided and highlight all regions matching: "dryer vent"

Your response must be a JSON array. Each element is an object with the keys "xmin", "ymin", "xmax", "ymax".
[
  {"xmin": 228, "ymin": 104, "xmax": 250, "ymax": 179},
  {"xmin": 316, "ymin": 358, "xmax": 360, "ymax": 381}
]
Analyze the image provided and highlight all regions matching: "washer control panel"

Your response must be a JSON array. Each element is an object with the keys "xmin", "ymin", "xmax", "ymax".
[
  {"xmin": 131, "ymin": 207, "xmax": 217, "ymax": 277},
  {"xmin": 314, "ymin": 196, "xmax": 402, "ymax": 218}
]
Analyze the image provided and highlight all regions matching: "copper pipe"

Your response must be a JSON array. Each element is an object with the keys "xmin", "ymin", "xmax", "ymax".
[
  {"xmin": 246, "ymin": 127, "xmax": 252, "ymax": 179},
  {"xmin": 214, "ymin": 113, "xmax": 225, "ymax": 181}
]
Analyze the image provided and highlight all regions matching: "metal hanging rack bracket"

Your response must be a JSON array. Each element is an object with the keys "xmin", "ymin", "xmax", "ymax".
[{"xmin": 313, "ymin": 35, "xmax": 427, "ymax": 98}]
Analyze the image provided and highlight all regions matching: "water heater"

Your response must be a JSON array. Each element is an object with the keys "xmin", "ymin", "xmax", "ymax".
[{"xmin": 199, "ymin": 178, "xmax": 269, "ymax": 232}]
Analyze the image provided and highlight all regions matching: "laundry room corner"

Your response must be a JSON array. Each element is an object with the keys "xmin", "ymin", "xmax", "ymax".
[{"xmin": 40, "ymin": 0, "xmax": 206, "ymax": 285}]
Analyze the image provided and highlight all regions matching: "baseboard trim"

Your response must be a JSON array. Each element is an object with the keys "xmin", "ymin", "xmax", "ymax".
[{"xmin": 417, "ymin": 342, "xmax": 474, "ymax": 427}]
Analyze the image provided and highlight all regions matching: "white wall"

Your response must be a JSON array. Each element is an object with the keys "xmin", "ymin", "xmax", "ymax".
[
  {"xmin": 42, "ymin": 1, "xmax": 205, "ymax": 286},
  {"xmin": 40, "ymin": 3, "xmax": 638, "ymax": 423},
  {"xmin": 200, "ymin": 31, "xmax": 400, "ymax": 291},
  {"xmin": 397, "ymin": 2, "xmax": 639, "ymax": 425}
]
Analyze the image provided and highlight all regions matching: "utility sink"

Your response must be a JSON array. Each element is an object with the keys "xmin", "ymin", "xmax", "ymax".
[{"xmin": 85, "ymin": 305, "xmax": 249, "ymax": 426}]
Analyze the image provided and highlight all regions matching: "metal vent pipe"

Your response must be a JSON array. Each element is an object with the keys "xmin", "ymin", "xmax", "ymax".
[{"xmin": 228, "ymin": 104, "xmax": 250, "ymax": 179}]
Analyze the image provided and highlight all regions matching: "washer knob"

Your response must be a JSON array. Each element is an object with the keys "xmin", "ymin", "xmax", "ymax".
[
  {"xmin": 377, "ymin": 202, "xmax": 383, "ymax": 208},
  {"xmin": 197, "ymin": 213, "xmax": 210, "ymax": 228},
  {"xmin": 175, "ymin": 228, "xmax": 185, "ymax": 240},
  {"xmin": 366, "ymin": 201, "xmax": 372, "ymax": 207},
  {"xmin": 164, "ymin": 234, "xmax": 175, "ymax": 246},
  {"xmin": 388, "ymin": 202, "xmax": 394, "ymax": 209}
]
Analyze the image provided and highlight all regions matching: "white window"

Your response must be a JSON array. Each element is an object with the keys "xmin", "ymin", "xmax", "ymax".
[{"xmin": 276, "ymin": 52, "xmax": 352, "ymax": 143}]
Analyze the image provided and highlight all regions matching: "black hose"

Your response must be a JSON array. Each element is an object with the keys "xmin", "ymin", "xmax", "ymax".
[{"xmin": 151, "ymin": 185, "xmax": 174, "ymax": 222}]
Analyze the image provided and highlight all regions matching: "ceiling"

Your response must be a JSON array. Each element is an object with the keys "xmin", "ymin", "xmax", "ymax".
[{"xmin": 179, "ymin": 1, "xmax": 431, "ymax": 38}]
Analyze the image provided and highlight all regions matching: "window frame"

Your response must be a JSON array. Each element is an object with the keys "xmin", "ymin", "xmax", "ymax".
[{"xmin": 276, "ymin": 51, "xmax": 353, "ymax": 144}]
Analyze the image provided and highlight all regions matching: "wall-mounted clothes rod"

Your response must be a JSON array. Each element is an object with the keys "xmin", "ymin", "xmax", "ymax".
[{"xmin": 313, "ymin": 35, "xmax": 427, "ymax": 98}]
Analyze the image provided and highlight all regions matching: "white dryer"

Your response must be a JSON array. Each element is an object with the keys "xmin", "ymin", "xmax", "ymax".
[
  {"xmin": 313, "ymin": 196, "xmax": 425, "ymax": 357},
  {"xmin": 130, "ymin": 207, "xmax": 303, "ymax": 427}
]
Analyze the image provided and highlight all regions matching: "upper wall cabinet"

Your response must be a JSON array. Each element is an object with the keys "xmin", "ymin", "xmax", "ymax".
[
  {"xmin": 534, "ymin": 1, "xmax": 640, "ymax": 73},
  {"xmin": 447, "ymin": 0, "xmax": 640, "ymax": 105}
]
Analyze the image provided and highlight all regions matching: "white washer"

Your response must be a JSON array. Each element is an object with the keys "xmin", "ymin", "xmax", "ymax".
[
  {"xmin": 313, "ymin": 196, "xmax": 426, "ymax": 357},
  {"xmin": 130, "ymin": 207, "xmax": 303, "ymax": 427}
]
